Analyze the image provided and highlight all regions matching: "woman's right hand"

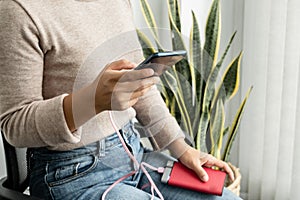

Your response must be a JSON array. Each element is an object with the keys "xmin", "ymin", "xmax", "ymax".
[
  {"xmin": 92, "ymin": 59, "xmax": 160, "ymax": 113},
  {"xmin": 63, "ymin": 59, "xmax": 160, "ymax": 132}
]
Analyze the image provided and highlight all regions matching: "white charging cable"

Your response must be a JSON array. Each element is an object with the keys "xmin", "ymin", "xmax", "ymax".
[{"xmin": 101, "ymin": 111, "xmax": 164, "ymax": 200}]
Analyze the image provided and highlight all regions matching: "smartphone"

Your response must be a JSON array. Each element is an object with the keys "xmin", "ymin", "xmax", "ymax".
[
  {"xmin": 161, "ymin": 161, "xmax": 227, "ymax": 196},
  {"xmin": 135, "ymin": 50, "xmax": 187, "ymax": 76}
]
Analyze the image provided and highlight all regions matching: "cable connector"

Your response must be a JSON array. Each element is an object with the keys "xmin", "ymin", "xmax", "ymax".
[{"xmin": 157, "ymin": 167, "xmax": 165, "ymax": 174}]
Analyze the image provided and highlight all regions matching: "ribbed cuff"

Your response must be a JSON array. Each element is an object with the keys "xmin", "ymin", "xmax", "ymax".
[{"xmin": 35, "ymin": 94, "xmax": 81, "ymax": 147}]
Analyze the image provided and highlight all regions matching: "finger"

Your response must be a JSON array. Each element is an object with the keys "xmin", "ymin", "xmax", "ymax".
[
  {"xmin": 127, "ymin": 98, "xmax": 139, "ymax": 108},
  {"xmin": 114, "ymin": 76, "xmax": 160, "ymax": 92},
  {"xmin": 218, "ymin": 162, "xmax": 235, "ymax": 181},
  {"xmin": 119, "ymin": 68, "xmax": 155, "ymax": 82},
  {"xmin": 193, "ymin": 165, "xmax": 209, "ymax": 182},
  {"xmin": 203, "ymin": 157, "xmax": 235, "ymax": 181},
  {"xmin": 106, "ymin": 59, "xmax": 136, "ymax": 70},
  {"xmin": 112, "ymin": 86, "xmax": 151, "ymax": 104},
  {"xmin": 129, "ymin": 87, "xmax": 152, "ymax": 100},
  {"xmin": 132, "ymin": 76, "xmax": 160, "ymax": 91}
]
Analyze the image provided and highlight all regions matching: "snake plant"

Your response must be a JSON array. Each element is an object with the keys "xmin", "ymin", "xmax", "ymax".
[{"xmin": 137, "ymin": 0, "xmax": 252, "ymax": 162}]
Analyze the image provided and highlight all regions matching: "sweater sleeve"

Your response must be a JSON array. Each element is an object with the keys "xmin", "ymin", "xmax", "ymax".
[
  {"xmin": 0, "ymin": 1, "xmax": 81, "ymax": 148},
  {"xmin": 133, "ymin": 84, "xmax": 188, "ymax": 152}
]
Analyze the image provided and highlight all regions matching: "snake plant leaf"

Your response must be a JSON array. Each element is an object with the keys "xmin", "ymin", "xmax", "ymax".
[
  {"xmin": 139, "ymin": 0, "xmax": 164, "ymax": 50},
  {"xmin": 189, "ymin": 11, "xmax": 203, "ymax": 138},
  {"xmin": 170, "ymin": 23, "xmax": 186, "ymax": 52},
  {"xmin": 218, "ymin": 31, "xmax": 237, "ymax": 65},
  {"xmin": 140, "ymin": 0, "xmax": 159, "ymax": 38},
  {"xmin": 210, "ymin": 99, "xmax": 225, "ymax": 159},
  {"xmin": 220, "ymin": 51, "xmax": 243, "ymax": 101},
  {"xmin": 170, "ymin": 96, "xmax": 176, "ymax": 116},
  {"xmin": 175, "ymin": 67, "xmax": 195, "ymax": 128},
  {"xmin": 192, "ymin": 109, "xmax": 200, "ymax": 137},
  {"xmin": 171, "ymin": 69, "xmax": 194, "ymax": 137},
  {"xmin": 196, "ymin": 106, "xmax": 210, "ymax": 152},
  {"xmin": 168, "ymin": 29, "xmax": 194, "ymax": 119},
  {"xmin": 168, "ymin": 0, "xmax": 181, "ymax": 32},
  {"xmin": 174, "ymin": 58, "xmax": 192, "ymax": 86},
  {"xmin": 175, "ymin": 0, "xmax": 181, "ymax": 32},
  {"xmin": 190, "ymin": 11, "xmax": 202, "ymax": 105},
  {"xmin": 159, "ymin": 75, "xmax": 176, "ymax": 115},
  {"xmin": 138, "ymin": 0, "xmax": 250, "ymax": 162},
  {"xmin": 163, "ymin": 71, "xmax": 193, "ymax": 136},
  {"xmin": 222, "ymin": 86, "xmax": 253, "ymax": 162},
  {"xmin": 167, "ymin": 0, "xmax": 193, "ymax": 91},
  {"xmin": 216, "ymin": 104, "xmax": 225, "ymax": 159},
  {"xmin": 158, "ymin": 78, "xmax": 171, "ymax": 107},
  {"xmin": 136, "ymin": 29, "xmax": 156, "ymax": 58},
  {"xmin": 160, "ymin": 73, "xmax": 174, "ymax": 107},
  {"xmin": 162, "ymin": 71, "xmax": 178, "ymax": 96},
  {"xmin": 167, "ymin": 3, "xmax": 192, "ymax": 88},
  {"xmin": 222, "ymin": 126, "xmax": 230, "ymax": 138},
  {"xmin": 167, "ymin": 0, "xmax": 184, "ymax": 51},
  {"xmin": 203, "ymin": 0, "xmax": 221, "ymax": 81},
  {"xmin": 167, "ymin": 1, "xmax": 186, "ymax": 52},
  {"xmin": 202, "ymin": 31, "xmax": 237, "ymax": 111}
]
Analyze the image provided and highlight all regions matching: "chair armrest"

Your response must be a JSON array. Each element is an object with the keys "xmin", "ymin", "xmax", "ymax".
[{"xmin": 0, "ymin": 177, "xmax": 41, "ymax": 200}]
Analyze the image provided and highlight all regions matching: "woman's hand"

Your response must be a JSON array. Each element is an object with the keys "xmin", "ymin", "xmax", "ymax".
[
  {"xmin": 93, "ymin": 59, "xmax": 160, "ymax": 113},
  {"xmin": 63, "ymin": 59, "xmax": 159, "ymax": 132},
  {"xmin": 178, "ymin": 146, "xmax": 235, "ymax": 182}
]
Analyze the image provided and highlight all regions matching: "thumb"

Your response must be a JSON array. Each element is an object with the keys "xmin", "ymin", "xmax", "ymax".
[{"xmin": 194, "ymin": 166, "xmax": 209, "ymax": 182}]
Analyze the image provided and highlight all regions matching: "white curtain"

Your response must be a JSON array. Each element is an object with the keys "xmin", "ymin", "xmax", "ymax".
[
  {"xmin": 181, "ymin": 0, "xmax": 300, "ymax": 199},
  {"xmin": 239, "ymin": 0, "xmax": 300, "ymax": 199}
]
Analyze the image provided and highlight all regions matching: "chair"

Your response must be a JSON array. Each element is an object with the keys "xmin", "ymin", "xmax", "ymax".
[{"xmin": 0, "ymin": 133, "xmax": 40, "ymax": 200}]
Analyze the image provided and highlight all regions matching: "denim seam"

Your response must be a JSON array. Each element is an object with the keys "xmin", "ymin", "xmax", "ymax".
[
  {"xmin": 45, "ymin": 162, "xmax": 55, "ymax": 200},
  {"xmin": 33, "ymin": 150, "xmax": 97, "ymax": 162}
]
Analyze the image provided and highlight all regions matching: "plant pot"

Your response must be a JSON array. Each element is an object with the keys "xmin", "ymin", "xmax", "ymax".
[{"xmin": 225, "ymin": 162, "xmax": 241, "ymax": 196}]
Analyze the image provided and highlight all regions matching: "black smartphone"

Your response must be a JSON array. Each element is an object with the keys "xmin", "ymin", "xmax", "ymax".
[{"xmin": 135, "ymin": 50, "xmax": 187, "ymax": 76}]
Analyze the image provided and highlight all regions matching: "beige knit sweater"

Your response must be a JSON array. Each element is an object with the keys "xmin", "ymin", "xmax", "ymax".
[{"xmin": 0, "ymin": 0, "xmax": 186, "ymax": 152}]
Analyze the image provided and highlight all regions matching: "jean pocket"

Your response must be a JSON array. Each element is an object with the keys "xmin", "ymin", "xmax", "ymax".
[{"xmin": 46, "ymin": 154, "xmax": 98, "ymax": 187}]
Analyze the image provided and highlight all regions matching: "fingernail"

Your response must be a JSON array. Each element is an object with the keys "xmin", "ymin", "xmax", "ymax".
[
  {"xmin": 231, "ymin": 174, "xmax": 235, "ymax": 181},
  {"xmin": 145, "ymin": 68, "xmax": 155, "ymax": 76},
  {"xmin": 202, "ymin": 174, "xmax": 209, "ymax": 182}
]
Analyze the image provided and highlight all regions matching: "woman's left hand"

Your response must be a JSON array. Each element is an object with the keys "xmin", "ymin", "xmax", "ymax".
[{"xmin": 178, "ymin": 146, "xmax": 235, "ymax": 182}]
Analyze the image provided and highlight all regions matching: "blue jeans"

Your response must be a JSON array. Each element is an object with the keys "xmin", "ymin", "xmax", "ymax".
[{"xmin": 28, "ymin": 122, "xmax": 241, "ymax": 200}]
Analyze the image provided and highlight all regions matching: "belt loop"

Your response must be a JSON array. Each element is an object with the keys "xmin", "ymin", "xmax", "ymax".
[
  {"xmin": 98, "ymin": 138, "xmax": 105, "ymax": 157},
  {"xmin": 121, "ymin": 122, "xmax": 130, "ymax": 139}
]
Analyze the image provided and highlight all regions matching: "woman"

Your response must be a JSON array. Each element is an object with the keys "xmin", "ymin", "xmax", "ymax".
[{"xmin": 0, "ymin": 0, "xmax": 241, "ymax": 199}]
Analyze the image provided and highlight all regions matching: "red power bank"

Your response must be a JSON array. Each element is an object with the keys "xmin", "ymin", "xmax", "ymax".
[{"xmin": 161, "ymin": 161, "xmax": 227, "ymax": 196}]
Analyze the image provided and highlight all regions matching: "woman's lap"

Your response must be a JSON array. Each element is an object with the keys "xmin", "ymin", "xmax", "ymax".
[
  {"xmin": 29, "ymin": 122, "xmax": 241, "ymax": 200},
  {"xmin": 74, "ymin": 150, "xmax": 241, "ymax": 200}
]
